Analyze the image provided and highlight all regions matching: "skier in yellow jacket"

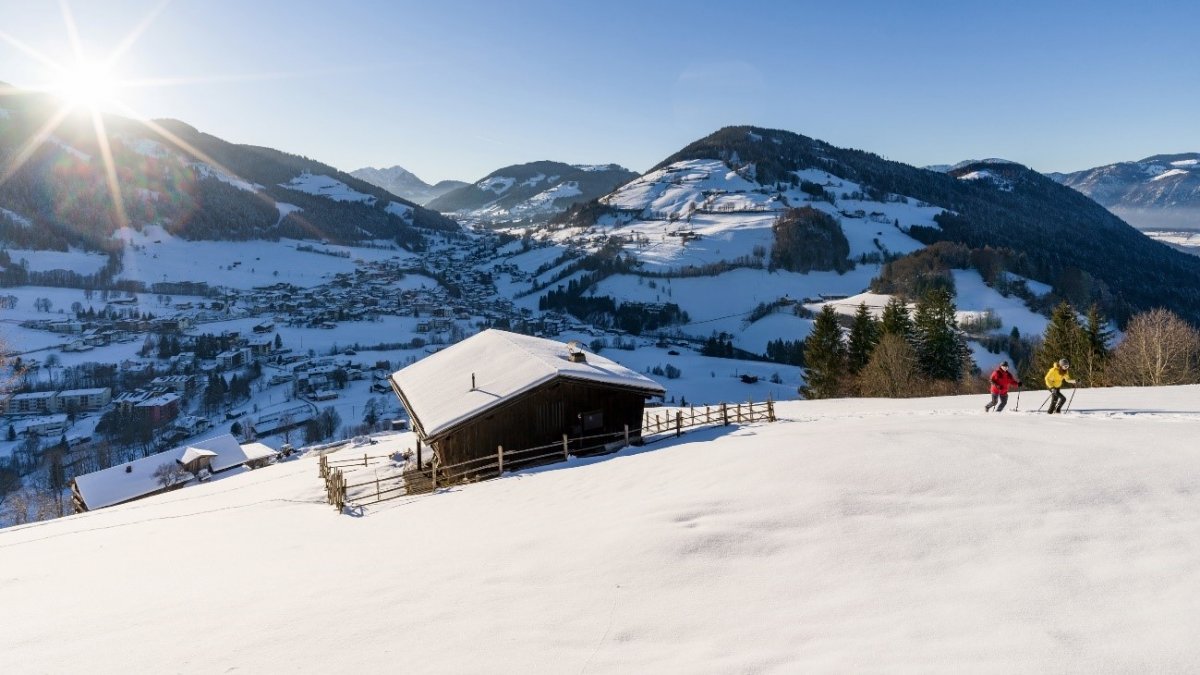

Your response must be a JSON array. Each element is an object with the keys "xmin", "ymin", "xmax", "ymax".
[{"xmin": 1044, "ymin": 358, "xmax": 1077, "ymax": 414}]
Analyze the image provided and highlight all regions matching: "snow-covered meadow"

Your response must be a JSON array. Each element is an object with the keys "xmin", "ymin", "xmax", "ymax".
[
  {"xmin": 3, "ymin": 385, "xmax": 1200, "ymax": 672},
  {"xmin": 115, "ymin": 225, "xmax": 412, "ymax": 288}
]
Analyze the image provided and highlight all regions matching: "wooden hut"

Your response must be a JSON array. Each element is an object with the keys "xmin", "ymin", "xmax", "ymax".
[{"xmin": 389, "ymin": 329, "xmax": 665, "ymax": 471}]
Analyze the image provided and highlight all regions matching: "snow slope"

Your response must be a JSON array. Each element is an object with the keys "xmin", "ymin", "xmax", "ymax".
[
  {"xmin": 4, "ymin": 386, "xmax": 1200, "ymax": 672},
  {"xmin": 580, "ymin": 160, "xmax": 939, "ymax": 273},
  {"xmin": 115, "ymin": 225, "xmax": 410, "ymax": 288}
]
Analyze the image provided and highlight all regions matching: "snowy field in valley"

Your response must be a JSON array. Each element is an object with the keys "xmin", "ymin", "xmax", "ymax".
[
  {"xmin": 3, "ymin": 385, "xmax": 1200, "ymax": 672},
  {"xmin": 0, "ymin": 248, "xmax": 109, "ymax": 275},
  {"xmin": 115, "ymin": 226, "xmax": 411, "ymax": 288}
]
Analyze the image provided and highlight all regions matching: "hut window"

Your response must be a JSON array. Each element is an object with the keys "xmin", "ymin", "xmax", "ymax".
[{"xmin": 582, "ymin": 409, "xmax": 604, "ymax": 431}]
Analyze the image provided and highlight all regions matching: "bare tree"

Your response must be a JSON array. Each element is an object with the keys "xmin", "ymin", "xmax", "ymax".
[
  {"xmin": 278, "ymin": 413, "xmax": 295, "ymax": 446},
  {"xmin": 858, "ymin": 333, "xmax": 920, "ymax": 398},
  {"xmin": 152, "ymin": 462, "xmax": 190, "ymax": 490},
  {"xmin": 1106, "ymin": 309, "xmax": 1200, "ymax": 386},
  {"xmin": 1, "ymin": 488, "xmax": 32, "ymax": 526}
]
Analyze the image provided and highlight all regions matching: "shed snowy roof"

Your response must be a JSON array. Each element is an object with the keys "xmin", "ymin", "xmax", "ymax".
[
  {"xmin": 178, "ymin": 447, "xmax": 217, "ymax": 464},
  {"xmin": 390, "ymin": 329, "xmax": 665, "ymax": 439},
  {"xmin": 73, "ymin": 434, "xmax": 268, "ymax": 510}
]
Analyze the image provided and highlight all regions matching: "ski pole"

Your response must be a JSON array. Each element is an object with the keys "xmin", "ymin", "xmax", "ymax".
[
  {"xmin": 1014, "ymin": 385, "xmax": 1021, "ymax": 411},
  {"xmin": 1066, "ymin": 383, "xmax": 1077, "ymax": 412},
  {"xmin": 1037, "ymin": 392, "xmax": 1051, "ymax": 412}
]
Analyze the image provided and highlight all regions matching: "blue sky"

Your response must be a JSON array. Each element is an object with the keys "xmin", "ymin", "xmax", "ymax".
[{"xmin": 1, "ymin": 0, "xmax": 1198, "ymax": 182}]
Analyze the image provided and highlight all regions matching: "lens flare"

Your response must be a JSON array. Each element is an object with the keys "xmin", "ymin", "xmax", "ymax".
[{"xmin": 55, "ymin": 62, "xmax": 118, "ymax": 108}]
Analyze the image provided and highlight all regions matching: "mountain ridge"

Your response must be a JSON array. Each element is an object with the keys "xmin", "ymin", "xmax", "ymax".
[
  {"xmin": 1050, "ymin": 153, "xmax": 1200, "ymax": 231},
  {"xmin": 426, "ymin": 160, "xmax": 637, "ymax": 224},
  {"xmin": 0, "ymin": 87, "xmax": 459, "ymax": 258},
  {"xmin": 555, "ymin": 125, "xmax": 1200, "ymax": 325},
  {"xmin": 349, "ymin": 165, "xmax": 467, "ymax": 205}
]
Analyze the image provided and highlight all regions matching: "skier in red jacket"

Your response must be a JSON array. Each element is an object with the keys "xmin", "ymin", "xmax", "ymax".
[{"xmin": 984, "ymin": 361, "xmax": 1021, "ymax": 412}]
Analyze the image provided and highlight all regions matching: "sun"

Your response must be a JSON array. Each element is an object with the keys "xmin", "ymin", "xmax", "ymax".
[{"xmin": 54, "ymin": 62, "xmax": 119, "ymax": 109}]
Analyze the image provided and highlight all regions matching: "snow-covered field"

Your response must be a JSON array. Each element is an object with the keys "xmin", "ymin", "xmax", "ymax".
[
  {"xmin": 0, "ymin": 248, "xmax": 109, "ymax": 275},
  {"xmin": 115, "ymin": 226, "xmax": 411, "ymax": 288},
  {"xmin": 4, "ymin": 385, "xmax": 1200, "ymax": 672}
]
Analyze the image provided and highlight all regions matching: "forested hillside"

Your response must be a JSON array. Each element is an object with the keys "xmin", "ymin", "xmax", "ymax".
[
  {"xmin": 607, "ymin": 126, "xmax": 1200, "ymax": 325},
  {"xmin": 0, "ymin": 86, "xmax": 458, "ymax": 254}
]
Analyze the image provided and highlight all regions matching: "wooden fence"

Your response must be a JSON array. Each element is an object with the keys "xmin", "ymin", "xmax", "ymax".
[{"xmin": 320, "ymin": 398, "xmax": 775, "ymax": 511}]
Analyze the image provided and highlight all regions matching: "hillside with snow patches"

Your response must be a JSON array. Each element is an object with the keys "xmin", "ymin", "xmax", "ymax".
[
  {"xmin": 426, "ymin": 161, "xmax": 637, "ymax": 224},
  {"xmin": 0, "ymin": 87, "xmax": 457, "ymax": 253},
  {"xmin": 4, "ymin": 386, "xmax": 1200, "ymax": 672},
  {"xmin": 515, "ymin": 150, "xmax": 1049, "ymax": 355}
]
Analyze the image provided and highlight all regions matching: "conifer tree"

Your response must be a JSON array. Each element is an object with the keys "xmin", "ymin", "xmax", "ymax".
[
  {"xmin": 1080, "ymin": 303, "xmax": 1114, "ymax": 384},
  {"xmin": 1038, "ymin": 301, "xmax": 1089, "ymax": 378},
  {"xmin": 880, "ymin": 296, "xmax": 913, "ymax": 340},
  {"xmin": 802, "ymin": 305, "xmax": 846, "ymax": 399},
  {"xmin": 913, "ymin": 288, "xmax": 971, "ymax": 381},
  {"xmin": 1084, "ymin": 304, "xmax": 1114, "ymax": 359},
  {"xmin": 847, "ymin": 302, "xmax": 881, "ymax": 373}
]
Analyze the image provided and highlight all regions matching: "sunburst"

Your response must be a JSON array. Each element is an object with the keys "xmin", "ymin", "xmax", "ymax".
[{"xmin": 0, "ymin": 0, "xmax": 327, "ymax": 238}]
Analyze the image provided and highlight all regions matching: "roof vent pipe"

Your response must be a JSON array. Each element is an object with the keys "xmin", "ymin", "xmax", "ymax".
[{"xmin": 567, "ymin": 340, "xmax": 586, "ymax": 363}]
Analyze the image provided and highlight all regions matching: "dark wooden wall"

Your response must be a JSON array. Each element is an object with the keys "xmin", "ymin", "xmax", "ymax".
[{"xmin": 432, "ymin": 378, "xmax": 652, "ymax": 469}]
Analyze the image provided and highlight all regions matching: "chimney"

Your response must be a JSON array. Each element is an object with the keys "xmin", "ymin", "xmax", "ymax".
[{"xmin": 567, "ymin": 341, "xmax": 586, "ymax": 363}]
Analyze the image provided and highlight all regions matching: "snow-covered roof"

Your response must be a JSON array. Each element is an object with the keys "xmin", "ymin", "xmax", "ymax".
[
  {"xmin": 73, "ymin": 434, "xmax": 267, "ymax": 510},
  {"xmin": 238, "ymin": 442, "xmax": 278, "ymax": 465},
  {"xmin": 134, "ymin": 393, "xmax": 180, "ymax": 408},
  {"xmin": 178, "ymin": 447, "xmax": 218, "ymax": 464},
  {"xmin": 390, "ymin": 329, "xmax": 665, "ymax": 439}
]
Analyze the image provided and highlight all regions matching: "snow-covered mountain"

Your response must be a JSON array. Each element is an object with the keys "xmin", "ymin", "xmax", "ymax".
[
  {"xmin": 544, "ymin": 126, "xmax": 1200, "ymax": 329},
  {"xmin": 5, "ymin": 385, "xmax": 1200, "ymax": 671},
  {"xmin": 0, "ymin": 85, "xmax": 458, "ymax": 255},
  {"xmin": 1049, "ymin": 153, "xmax": 1200, "ymax": 231},
  {"xmin": 349, "ymin": 165, "xmax": 467, "ymax": 205},
  {"xmin": 426, "ymin": 161, "xmax": 637, "ymax": 224}
]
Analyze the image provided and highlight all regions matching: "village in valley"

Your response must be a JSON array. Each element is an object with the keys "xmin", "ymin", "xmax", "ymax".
[{"xmin": 0, "ymin": 226, "xmax": 804, "ymax": 523}]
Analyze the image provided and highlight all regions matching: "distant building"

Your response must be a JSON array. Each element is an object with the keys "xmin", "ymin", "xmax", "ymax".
[
  {"xmin": 70, "ymin": 434, "xmax": 277, "ymax": 513},
  {"xmin": 56, "ymin": 388, "xmax": 112, "ymax": 413},
  {"xmin": 134, "ymin": 393, "xmax": 181, "ymax": 427},
  {"xmin": 216, "ymin": 347, "xmax": 252, "ymax": 370},
  {"xmin": 1, "ymin": 388, "xmax": 111, "ymax": 416}
]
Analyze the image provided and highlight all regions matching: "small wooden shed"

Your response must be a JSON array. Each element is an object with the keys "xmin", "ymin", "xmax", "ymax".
[{"xmin": 389, "ymin": 329, "xmax": 665, "ymax": 470}]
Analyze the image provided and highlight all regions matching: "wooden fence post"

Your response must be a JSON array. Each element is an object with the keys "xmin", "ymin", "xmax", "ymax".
[
  {"xmin": 768, "ymin": 397, "xmax": 776, "ymax": 422},
  {"xmin": 737, "ymin": 402, "xmax": 742, "ymax": 423},
  {"xmin": 363, "ymin": 453, "xmax": 368, "ymax": 467},
  {"xmin": 562, "ymin": 433, "xmax": 570, "ymax": 461},
  {"xmin": 675, "ymin": 411, "xmax": 682, "ymax": 437},
  {"xmin": 431, "ymin": 465, "xmax": 437, "ymax": 490},
  {"xmin": 706, "ymin": 406, "xmax": 711, "ymax": 424},
  {"xmin": 624, "ymin": 424, "xmax": 630, "ymax": 447},
  {"xmin": 722, "ymin": 402, "xmax": 729, "ymax": 426},
  {"xmin": 498, "ymin": 445, "xmax": 504, "ymax": 475},
  {"xmin": 656, "ymin": 414, "xmax": 661, "ymax": 433}
]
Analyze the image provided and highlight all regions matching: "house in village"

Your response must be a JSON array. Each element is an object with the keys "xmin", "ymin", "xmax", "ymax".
[
  {"xmin": 1, "ymin": 388, "xmax": 111, "ymax": 416},
  {"xmin": 70, "ymin": 434, "xmax": 278, "ymax": 512},
  {"xmin": 389, "ymin": 329, "xmax": 665, "ymax": 472}
]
